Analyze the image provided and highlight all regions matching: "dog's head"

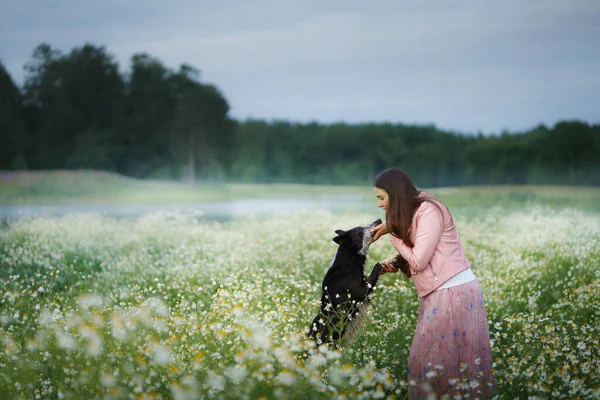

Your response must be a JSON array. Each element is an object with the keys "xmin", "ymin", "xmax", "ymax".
[{"xmin": 332, "ymin": 218, "xmax": 382, "ymax": 255}]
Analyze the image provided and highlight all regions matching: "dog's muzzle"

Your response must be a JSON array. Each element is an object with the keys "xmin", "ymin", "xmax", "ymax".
[{"xmin": 369, "ymin": 219, "xmax": 383, "ymax": 239}]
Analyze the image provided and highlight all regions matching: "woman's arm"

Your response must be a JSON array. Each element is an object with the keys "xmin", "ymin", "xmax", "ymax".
[{"xmin": 390, "ymin": 202, "xmax": 443, "ymax": 272}]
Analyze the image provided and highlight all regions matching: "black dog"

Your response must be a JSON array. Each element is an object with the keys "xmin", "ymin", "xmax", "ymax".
[{"xmin": 308, "ymin": 218, "xmax": 385, "ymax": 347}]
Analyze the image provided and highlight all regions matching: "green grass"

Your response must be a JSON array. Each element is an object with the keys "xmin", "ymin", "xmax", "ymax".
[
  {"xmin": 0, "ymin": 170, "xmax": 370, "ymax": 205},
  {"xmin": 0, "ymin": 204, "xmax": 598, "ymax": 398},
  {"xmin": 2, "ymin": 170, "xmax": 600, "ymax": 212},
  {"xmin": 429, "ymin": 185, "xmax": 600, "ymax": 212}
]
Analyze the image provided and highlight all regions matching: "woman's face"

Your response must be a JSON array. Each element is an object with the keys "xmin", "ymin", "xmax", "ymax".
[{"xmin": 374, "ymin": 187, "xmax": 389, "ymax": 211}]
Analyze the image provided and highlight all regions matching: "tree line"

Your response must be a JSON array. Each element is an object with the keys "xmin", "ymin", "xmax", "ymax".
[{"xmin": 1, "ymin": 43, "xmax": 599, "ymax": 187}]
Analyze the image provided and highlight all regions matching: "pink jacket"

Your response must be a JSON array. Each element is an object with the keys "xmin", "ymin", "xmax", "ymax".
[{"xmin": 389, "ymin": 193, "xmax": 470, "ymax": 298}]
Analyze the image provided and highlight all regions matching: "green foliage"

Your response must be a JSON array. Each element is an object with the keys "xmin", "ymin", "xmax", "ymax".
[
  {"xmin": 3, "ymin": 42, "xmax": 600, "ymax": 186},
  {"xmin": 227, "ymin": 119, "xmax": 600, "ymax": 187},
  {"xmin": 119, "ymin": 53, "xmax": 177, "ymax": 177},
  {"xmin": 0, "ymin": 61, "xmax": 29, "ymax": 169},
  {"xmin": 22, "ymin": 43, "xmax": 126, "ymax": 170}
]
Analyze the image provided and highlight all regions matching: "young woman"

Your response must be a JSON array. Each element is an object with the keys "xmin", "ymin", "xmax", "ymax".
[{"xmin": 370, "ymin": 168, "xmax": 496, "ymax": 399}]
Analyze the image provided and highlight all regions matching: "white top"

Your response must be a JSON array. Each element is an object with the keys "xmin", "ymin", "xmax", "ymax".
[{"xmin": 436, "ymin": 268, "xmax": 476, "ymax": 290}]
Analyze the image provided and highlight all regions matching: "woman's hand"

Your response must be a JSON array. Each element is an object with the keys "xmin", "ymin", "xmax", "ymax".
[
  {"xmin": 370, "ymin": 222, "xmax": 389, "ymax": 242},
  {"xmin": 380, "ymin": 256, "xmax": 399, "ymax": 275}
]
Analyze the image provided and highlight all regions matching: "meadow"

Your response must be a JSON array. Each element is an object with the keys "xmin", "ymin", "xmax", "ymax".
[
  {"xmin": 0, "ymin": 173, "xmax": 599, "ymax": 399},
  {"xmin": 0, "ymin": 170, "xmax": 372, "ymax": 206},
  {"xmin": 2, "ymin": 170, "xmax": 600, "ymax": 212}
]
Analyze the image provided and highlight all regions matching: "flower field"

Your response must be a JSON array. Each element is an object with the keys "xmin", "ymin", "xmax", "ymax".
[{"xmin": 1, "ymin": 205, "xmax": 599, "ymax": 399}]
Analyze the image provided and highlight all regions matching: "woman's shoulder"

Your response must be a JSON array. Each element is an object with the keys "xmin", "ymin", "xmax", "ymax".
[
  {"xmin": 415, "ymin": 192, "xmax": 448, "ymax": 219},
  {"xmin": 417, "ymin": 191, "xmax": 441, "ymax": 207},
  {"xmin": 415, "ymin": 199, "xmax": 436, "ymax": 216},
  {"xmin": 418, "ymin": 191, "xmax": 445, "ymax": 206}
]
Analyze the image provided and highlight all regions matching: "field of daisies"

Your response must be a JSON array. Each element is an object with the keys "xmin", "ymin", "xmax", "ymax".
[{"xmin": 1, "ymin": 202, "xmax": 599, "ymax": 399}]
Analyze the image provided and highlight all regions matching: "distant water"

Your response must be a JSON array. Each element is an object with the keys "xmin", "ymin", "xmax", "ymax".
[{"xmin": 0, "ymin": 197, "xmax": 367, "ymax": 223}]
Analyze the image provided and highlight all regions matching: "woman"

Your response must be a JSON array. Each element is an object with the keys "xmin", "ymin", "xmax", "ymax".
[{"xmin": 370, "ymin": 168, "xmax": 496, "ymax": 399}]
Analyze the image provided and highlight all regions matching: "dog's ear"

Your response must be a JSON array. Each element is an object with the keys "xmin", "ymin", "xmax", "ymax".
[{"xmin": 333, "ymin": 230, "xmax": 349, "ymax": 244}]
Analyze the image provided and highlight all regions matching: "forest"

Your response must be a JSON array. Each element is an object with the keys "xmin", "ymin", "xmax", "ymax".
[{"xmin": 2, "ymin": 43, "xmax": 599, "ymax": 187}]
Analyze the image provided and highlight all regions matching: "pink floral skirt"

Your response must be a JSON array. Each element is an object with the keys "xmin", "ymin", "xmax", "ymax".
[{"xmin": 408, "ymin": 280, "xmax": 496, "ymax": 399}]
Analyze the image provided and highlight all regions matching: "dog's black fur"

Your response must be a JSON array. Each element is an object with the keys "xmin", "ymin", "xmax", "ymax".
[{"xmin": 308, "ymin": 218, "xmax": 385, "ymax": 346}]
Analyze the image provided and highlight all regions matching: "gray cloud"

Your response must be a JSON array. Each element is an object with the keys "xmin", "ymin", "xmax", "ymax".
[{"xmin": 1, "ymin": 0, "xmax": 599, "ymax": 133}]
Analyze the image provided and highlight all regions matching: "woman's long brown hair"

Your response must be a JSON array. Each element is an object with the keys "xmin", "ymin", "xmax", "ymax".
[{"xmin": 373, "ymin": 168, "xmax": 445, "ymax": 278}]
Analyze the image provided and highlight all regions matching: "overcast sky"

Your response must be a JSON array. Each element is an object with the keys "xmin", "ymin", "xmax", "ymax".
[{"xmin": 1, "ymin": 0, "xmax": 599, "ymax": 134}]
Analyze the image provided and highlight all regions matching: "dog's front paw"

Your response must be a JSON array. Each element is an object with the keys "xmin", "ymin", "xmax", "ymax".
[
  {"xmin": 366, "ymin": 263, "xmax": 383, "ymax": 288},
  {"xmin": 391, "ymin": 254, "xmax": 408, "ymax": 269},
  {"xmin": 372, "ymin": 262, "xmax": 383, "ymax": 276}
]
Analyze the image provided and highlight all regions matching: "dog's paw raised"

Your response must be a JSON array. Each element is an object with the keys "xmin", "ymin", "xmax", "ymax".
[{"xmin": 372, "ymin": 262, "xmax": 383, "ymax": 275}]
